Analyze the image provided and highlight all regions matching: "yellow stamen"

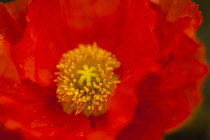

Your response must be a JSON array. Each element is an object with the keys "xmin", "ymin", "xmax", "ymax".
[{"xmin": 55, "ymin": 42, "xmax": 120, "ymax": 116}]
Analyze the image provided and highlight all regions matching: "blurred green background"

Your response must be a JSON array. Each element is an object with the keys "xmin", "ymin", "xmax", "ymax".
[{"xmin": 0, "ymin": 0, "xmax": 209, "ymax": 139}]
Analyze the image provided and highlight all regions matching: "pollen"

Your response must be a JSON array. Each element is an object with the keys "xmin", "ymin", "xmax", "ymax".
[{"xmin": 55, "ymin": 42, "xmax": 120, "ymax": 116}]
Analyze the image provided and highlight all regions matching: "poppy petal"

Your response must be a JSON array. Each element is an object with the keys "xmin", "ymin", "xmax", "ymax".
[
  {"xmin": 14, "ymin": 0, "xmax": 159, "ymax": 86},
  {"xmin": 0, "ymin": 0, "xmax": 27, "ymax": 45}
]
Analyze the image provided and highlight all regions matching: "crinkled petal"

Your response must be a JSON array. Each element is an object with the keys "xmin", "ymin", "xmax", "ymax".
[
  {"xmin": 14, "ymin": 0, "xmax": 158, "ymax": 86},
  {"xmin": 117, "ymin": 0, "xmax": 208, "ymax": 139},
  {"xmin": 151, "ymin": 0, "xmax": 202, "ymax": 44},
  {"xmin": 117, "ymin": 74, "xmax": 206, "ymax": 140}
]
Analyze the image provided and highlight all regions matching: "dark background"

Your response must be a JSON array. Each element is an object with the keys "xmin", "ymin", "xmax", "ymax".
[{"xmin": 0, "ymin": 0, "xmax": 209, "ymax": 140}]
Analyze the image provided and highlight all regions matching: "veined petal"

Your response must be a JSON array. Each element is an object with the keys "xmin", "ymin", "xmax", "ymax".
[{"xmin": 14, "ymin": 0, "xmax": 159, "ymax": 86}]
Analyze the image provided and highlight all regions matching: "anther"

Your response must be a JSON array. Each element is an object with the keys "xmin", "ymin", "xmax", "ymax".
[{"xmin": 55, "ymin": 42, "xmax": 120, "ymax": 116}]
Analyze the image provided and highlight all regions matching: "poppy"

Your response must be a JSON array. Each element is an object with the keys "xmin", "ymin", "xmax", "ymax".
[{"xmin": 0, "ymin": 0, "xmax": 208, "ymax": 140}]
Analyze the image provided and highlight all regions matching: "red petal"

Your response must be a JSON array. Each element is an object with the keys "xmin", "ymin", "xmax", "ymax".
[
  {"xmin": 151, "ymin": 0, "xmax": 202, "ymax": 44},
  {"xmin": 0, "ymin": 0, "xmax": 27, "ymax": 45},
  {"xmin": 0, "ymin": 77, "xmax": 137, "ymax": 140},
  {"xmin": 14, "ymin": 0, "xmax": 158, "ymax": 86},
  {"xmin": 0, "ymin": 39, "xmax": 92, "ymax": 139},
  {"xmin": 117, "ymin": 0, "xmax": 208, "ymax": 139},
  {"xmin": 86, "ymin": 76, "xmax": 138, "ymax": 139},
  {"xmin": 117, "ymin": 75, "xmax": 204, "ymax": 140},
  {"xmin": 112, "ymin": 0, "xmax": 159, "ymax": 78},
  {"xmin": 0, "ymin": 79, "xmax": 94, "ymax": 139},
  {"xmin": 0, "ymin": 126, "xmax": 22, "ymax": 140},
  {"xmin": 0, "ymin": 39, "xmax": 20, "ymax": 88},
  {"xmin": 0, "ymin": 39, "xmax": 23, "ymax": 140},
  {"xmin": 14, "ymin": 0, "xmax": 122, "ymax": 86}
]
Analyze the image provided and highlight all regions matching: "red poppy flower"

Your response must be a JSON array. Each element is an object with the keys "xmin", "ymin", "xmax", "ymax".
[{"xmin": 0, "ymin": 0, "xmax": 208, "ymax": 140}]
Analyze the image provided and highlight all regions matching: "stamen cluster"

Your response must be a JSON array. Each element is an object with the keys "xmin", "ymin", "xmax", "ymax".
[{"xmin": 55, "ymin": 42, "xmax": 120, "ymax": 116}]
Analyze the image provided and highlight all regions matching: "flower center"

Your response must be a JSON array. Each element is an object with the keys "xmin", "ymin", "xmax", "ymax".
[
  {"xmin": 55, "ymin": 42, "xmax": 120, "ymax": 116},
  {"xmin": 77, "ymin": 65, "xmax": 98, "ymax": 86}
]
